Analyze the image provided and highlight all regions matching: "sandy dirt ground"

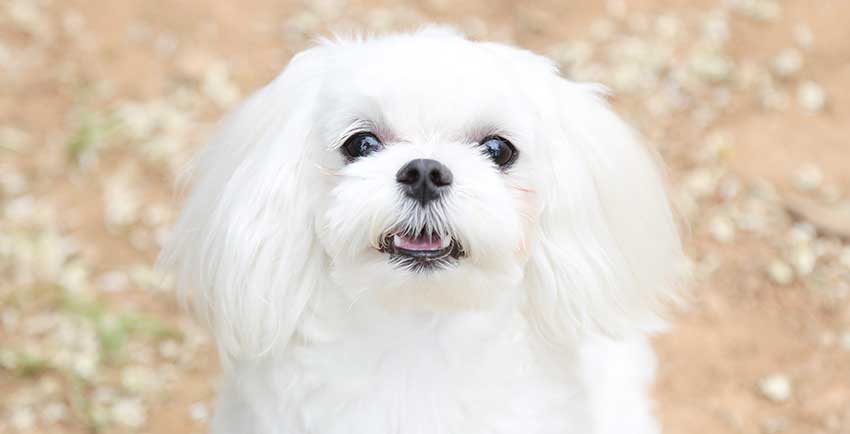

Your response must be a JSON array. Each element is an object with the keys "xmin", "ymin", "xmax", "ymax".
[{"xmin": 1, "ymin": 0, "xmax": 849, "ymax": 433}]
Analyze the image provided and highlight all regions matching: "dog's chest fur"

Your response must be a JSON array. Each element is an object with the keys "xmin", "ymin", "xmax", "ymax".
[{"xmin": 211, "ymin": 301, "xmax": 592, "ymax": 434}]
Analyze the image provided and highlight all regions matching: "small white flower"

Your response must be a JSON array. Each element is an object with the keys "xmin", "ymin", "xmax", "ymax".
[
  {"xmin": 0, "ymin": 167, "xmax": 27, "ymax": 195},
  {"xmin": 104, "ymin": 168, "xmax": 141, "ymax": 228},
  {"xmin": 73, "ymin": 354, "xmax": 98, "ymax": 379},
  {"xmin": 839, "ymin": 246, "xmax": 850, "ymax": 271},
  {"xmin": 792, "ymin": 163, "xmax": 823, "ymax": 191},
  {"xmin": 771, "ymin": 48, "xmax": 802, "ymax": 78},
  {"xmin": 758, "ymin": 374, "xmax": 793, "ymax": 402},
  {"xmin": 709, "ymin": 216, "xmax": 736, "ymax": 243},
  {"xmin": 58, "ymin": 262, "xmax": 91, "ymax": 294},
  {"xmin": 839, "ymin": 330, "xmax": 850, "ymax": 352},
  {"xmin": 203, "ymin": 62, "xmax": 240, "ymax": 108},
  {"xmin": 189, "ymin": 402, "xmax": 209, "ymax": 422},
  {"xmin": 10, "ymin": 406, "xmax": 36, "ymax": 431},
  {"xmin": 787, "ymin": 223, "xmax": 816, "ymax": 244},
  {"xmin": 0, "ymin": 126, "xmax": 32, "ymax": 151},
  {"xmin": 684, "ymin": 168, "xmax": 720, "ymax": 198},
  {"xmin": 97, "ymin": 271, "xmax": 129, "ymax": 293},
  {"xmin": 110, "ymin": 398, "xmax": 147, "ymax": 428},
  {"xmin": 790, "ymin": 245, "xmax": 816, "ymax": 276},
  {"xmin": 731, "ymin": 0, "xmax": 781, "ymax": 22},
  {"xmin": 701, "ymin": 11, "xmax": 729, "ymax": 44},
  {"xmin": 689, "ymin": 50, "xmax": 733, "ymax": 83},
  {"xmin": 798, "ymin": 81, "xmax": 827, "ymax": 112},
  {"xmin": 121, "ymin": 365, "xmax": 158, "ymax": 393},
  {"xmin": 4, "ymin": 195, "xmax": 36, "ymax": 222},
  {"xmin": 143, "ymin": 203, "xmax": 171, "ymax": 227},
  {"xmin": 767, "ymin": 260, "xmax": 794, "ymax": 285}
]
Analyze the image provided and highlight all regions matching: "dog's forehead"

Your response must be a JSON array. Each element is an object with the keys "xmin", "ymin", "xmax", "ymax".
[
  {"xmin": 341, "ymin": 36, "xmax": 504, "ymax": 83},
  {"xmin": 321, "ymin": 37, "xmax": 534, "ymax": 136}
]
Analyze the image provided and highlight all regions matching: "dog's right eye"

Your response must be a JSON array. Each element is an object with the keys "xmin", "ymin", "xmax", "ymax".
[
  {"xmin": 342, "ymin": 132, "xmax": 384, "ymax": 160},
  {"xmin": 479, "ymin": 135, "xmax": 517, "ymax": 169}
]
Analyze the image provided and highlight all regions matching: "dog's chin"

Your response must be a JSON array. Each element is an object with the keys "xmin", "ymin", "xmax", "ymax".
[
  {"xmin": 325, "ymin": 229, "xmax": 523, "ymax": 313},
  {"xmin": 378, "ymin": 231, "xmax": 465, "ymax": 272}
]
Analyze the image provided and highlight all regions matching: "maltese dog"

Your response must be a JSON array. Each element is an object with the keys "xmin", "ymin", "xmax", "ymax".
[{"xmin": 162, "ymin": 27, "xmax": 688, "ymax": 434}]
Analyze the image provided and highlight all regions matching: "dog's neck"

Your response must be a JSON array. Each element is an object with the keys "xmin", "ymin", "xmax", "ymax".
[
  {"xmin": 300, "ymin": 286, "xmax": 520, "ymax": 343},
  {"xmin": 288, "ymin": 285, "xmax": 582, "ymax": 376}
]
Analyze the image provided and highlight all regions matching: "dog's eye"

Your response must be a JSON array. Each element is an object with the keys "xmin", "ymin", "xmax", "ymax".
[
  {"xmin": 479, "ymin": 135, "xmax": 517, "ymax": 168},
  {"xmin": 342, "ymin": 132, "xmax": 384, "ymax": 159}
]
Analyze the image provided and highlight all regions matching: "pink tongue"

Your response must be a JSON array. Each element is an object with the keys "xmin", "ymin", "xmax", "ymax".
[{"xmin": 395, "ymin": 234, "xmax": 443, "ymax": 251}]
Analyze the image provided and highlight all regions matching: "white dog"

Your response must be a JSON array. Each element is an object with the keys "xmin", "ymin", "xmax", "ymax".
[{"xmin": 162, "ymin": 27, "xmax": 688, "ymax": 434}]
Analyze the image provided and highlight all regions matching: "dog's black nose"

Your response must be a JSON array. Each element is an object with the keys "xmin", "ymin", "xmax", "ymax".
[{"xmin": 396, "ymin": 158, "xmax": 453, "ymax": 204}]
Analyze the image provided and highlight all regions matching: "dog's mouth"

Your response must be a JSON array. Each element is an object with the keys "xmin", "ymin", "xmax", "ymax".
[{"xmin": 379, "ymin": 230, "xmax": 463, "ymax": 271}]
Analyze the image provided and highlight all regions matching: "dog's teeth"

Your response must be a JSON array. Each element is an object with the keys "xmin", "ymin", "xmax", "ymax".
[{"xmin": 393, "ymin": 234, "xmax": 402, "ymax": 247}]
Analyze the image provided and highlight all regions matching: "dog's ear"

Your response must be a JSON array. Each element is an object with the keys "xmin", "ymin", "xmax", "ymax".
[
  {"xmin": 160, "ymin": 47, "xmax": 328, "ymax": 363},
  {"xmin": 524, "ymin": 78, "xmax": 689, "ymax": 346}
]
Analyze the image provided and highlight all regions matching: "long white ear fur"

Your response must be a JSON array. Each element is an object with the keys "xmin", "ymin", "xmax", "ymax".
[
  {"xmin": 524, "ymin": 79, "xmax": 689, "ymax": 346},
  {"xmin": 159, "ymin": 47, "xmax": 328, "ymax": 363}
]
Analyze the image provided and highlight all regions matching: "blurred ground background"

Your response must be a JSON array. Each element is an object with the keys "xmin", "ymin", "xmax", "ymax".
[{"xmin": 1, "ymin": 0, "xmax": 849, "ymax": 433}]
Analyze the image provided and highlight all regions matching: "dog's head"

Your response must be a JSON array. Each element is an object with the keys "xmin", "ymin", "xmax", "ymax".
[{"xmin": 162, "ymin": 28, "xmax": 688, "ymax": 360}]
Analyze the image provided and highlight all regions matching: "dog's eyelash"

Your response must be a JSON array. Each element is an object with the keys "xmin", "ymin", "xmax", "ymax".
[
  {"xmin": 332, "ymin": 128, "xmax": 375, "ymax": 151},
  {"xmin": 466, "ymin": 125, "xmax": 513, "ymax": 144}
]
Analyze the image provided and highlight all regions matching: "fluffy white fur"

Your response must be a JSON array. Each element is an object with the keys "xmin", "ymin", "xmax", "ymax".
[{"xmin": 161, "ymin": 27, "xmax": 688, "ymax": 434}]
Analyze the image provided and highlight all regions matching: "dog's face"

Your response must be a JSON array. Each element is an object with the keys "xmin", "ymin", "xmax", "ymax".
[
  {"xmin": 163, "ymin": 28, "xmax": 687, "ymax": 358},
  {"xmin": 313, "ymin": 35, "xmax": 545, "ymax": 310}
]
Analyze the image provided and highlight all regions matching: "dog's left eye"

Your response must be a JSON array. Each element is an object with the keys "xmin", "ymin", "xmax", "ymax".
[
  {"xmin": 342, "ymin": 132, "xmax": 384, "ymax": 159},
  {"xmin": 479, "ymin": 135, "xmax": 517, "ymax": 168}
]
